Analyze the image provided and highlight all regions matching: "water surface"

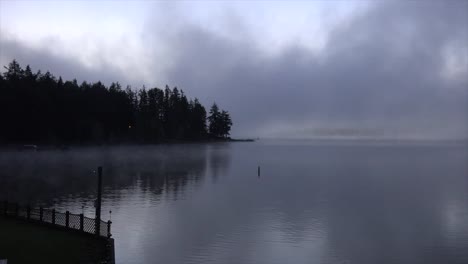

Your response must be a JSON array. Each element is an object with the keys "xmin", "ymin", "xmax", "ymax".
[{"xmin": 1, "ymin": 140, "xmax": 467, "ymax": 264}]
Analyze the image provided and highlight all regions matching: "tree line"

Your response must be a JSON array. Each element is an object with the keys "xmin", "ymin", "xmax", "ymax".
[{"xmin": 0, "ymin": 60, "xmax": 232, "ymax": 144}]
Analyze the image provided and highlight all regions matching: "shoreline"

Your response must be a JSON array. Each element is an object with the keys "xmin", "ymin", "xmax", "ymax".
[{"xmin": 0, "ymin": 138, "xmax": 256, "ymax": 150}]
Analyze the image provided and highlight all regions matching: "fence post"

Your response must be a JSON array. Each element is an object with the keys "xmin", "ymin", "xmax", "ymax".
[
  {"xmin": 52, "ymin": 209, "xmax": 56, "ymax": 224},
  {"xmin": 27, "ymin": 205, "xmax": 31, "ymax": 220},
  {"xmin": 107, "ymin": 220, "xmax": 112, "ymax": 238},
  {"xmin": 3, "ymin": 201, "xmax": 7, "ymax": 216},
  {"xmin": 65, "ymin": 211, "xmax": 70, "ymax": 228},
  {"xmin": 80, "ymin": 213, "xmax": 84, "ymax": 231},
  {"xmin": 14, "ymin": 203, "xmax": 18, "ymax": 217},
  {"xmin": 39, "ymin": 207, "xmax": 43, "ymax": 222}
]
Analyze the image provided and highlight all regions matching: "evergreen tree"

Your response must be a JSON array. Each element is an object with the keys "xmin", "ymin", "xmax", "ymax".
[
  {"xmin": 3, "ymin": 59, "xmax": 23, "ymax": 81},
  {"xmin": 190, "ymin": 99, "xmax": 207, "ymax": 139},
  {"xmin": 219, "ymin": 110, "xmax": 232, "ymax": 138},
  {"xmin": 208, "ymin": 103, "xmax": 220, "ymax": 137}
]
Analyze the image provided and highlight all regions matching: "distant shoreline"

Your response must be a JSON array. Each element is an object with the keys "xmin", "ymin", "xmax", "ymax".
[{"xmin": 0, "ymin": 138, "xmax": 256, "ymax": 150}]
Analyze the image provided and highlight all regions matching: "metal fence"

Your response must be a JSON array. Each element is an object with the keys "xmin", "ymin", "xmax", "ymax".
[{"xmin": 0, "ymin": 201, "xmax": 111, "ymax": 238}]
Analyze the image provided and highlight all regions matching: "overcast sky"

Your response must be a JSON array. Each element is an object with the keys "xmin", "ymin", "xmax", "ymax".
[{"xmin": 1, "ymin": 1, "xmax": 467, "ymax": 140}]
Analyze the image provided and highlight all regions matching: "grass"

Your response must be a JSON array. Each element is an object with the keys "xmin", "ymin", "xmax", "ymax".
[{"xmin": 0, "ymin": 216, "xmax": 109, "ymax": 264}]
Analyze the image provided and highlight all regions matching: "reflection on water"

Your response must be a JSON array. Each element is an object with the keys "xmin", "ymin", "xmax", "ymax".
[
  {"xmin": 0, "ymin": 144, "xmax": 213, "ymax": 209},
  {"xmin": 0, "ymin": 140, "xmax": 467, "ymax": 264},
  {"xmin": 209, "ymin": 143, "xmax": 231, "ymax": 182}
]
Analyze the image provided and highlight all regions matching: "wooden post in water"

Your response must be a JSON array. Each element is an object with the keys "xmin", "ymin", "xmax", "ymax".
[
  {"xmin": 52, "ymin": 209, "xmax": 56, "ymax": 224},
  {"xmin": 95, "ymin": 166, "xmax": 103, "ymax": 236},
  {"xmin": 258, "ymin": 166, "xmax": 261, "ymax": 177},
  {"xmin": 39, "ymin": 207, "xmax": 43, "ymax": 222}
]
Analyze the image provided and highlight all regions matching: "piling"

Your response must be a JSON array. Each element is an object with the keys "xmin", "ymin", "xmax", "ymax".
[{"xmin": 95, "ymin": 166, "xmax": 102, "ymax": 236}]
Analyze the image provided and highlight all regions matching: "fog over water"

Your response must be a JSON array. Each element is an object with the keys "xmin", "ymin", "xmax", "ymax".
[{"xmin": 1, "ymin": 140, "xmax": 467, "ymax": 264}]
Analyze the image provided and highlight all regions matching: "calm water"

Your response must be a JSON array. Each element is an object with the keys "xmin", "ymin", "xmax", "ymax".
[{"xmin": 1, "ymin": 140, "xmax": 468, "ymax": 264}]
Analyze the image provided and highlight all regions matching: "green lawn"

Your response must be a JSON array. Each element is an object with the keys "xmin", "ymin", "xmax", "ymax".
[{"xmin": 0, "ymin": 216, "xmax": 109, "ymax": 264}]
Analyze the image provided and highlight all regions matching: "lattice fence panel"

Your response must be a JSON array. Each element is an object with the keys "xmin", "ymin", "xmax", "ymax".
[
  {"xmin": 69, "ymin": 213, "xmax": 81, "ymax": 230},
  {"xmin": 17, "ymin": 206, "xmax": 28, "ymax": 218},
  {"xmin": 6, "ymin": 202, "xmax": 17, "ymax": 216},
  {"xmin": 30, "ymin": 208, "xmax": 41, "ymax": 220},
  {"xmin": 42, "ymin": 209, "xmax": 53, "ymax": 223},
  {"xmin": 83, "ymin": 216, "xmax": 96, "ymax": 234},
  {"xmin": 99, "ymin": 220, "xmax": 108, "ymax": 237},
  {"xmin": 55, "ymin": 212, "xmax": 66, "ymax": 227}
]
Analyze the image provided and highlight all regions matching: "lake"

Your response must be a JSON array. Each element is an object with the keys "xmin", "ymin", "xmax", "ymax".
[{"xmin": 1, "ymin": 140, "xmax": 467, "ymax": 264}]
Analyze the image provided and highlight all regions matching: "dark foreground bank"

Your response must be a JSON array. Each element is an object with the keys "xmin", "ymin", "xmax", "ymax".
[{"xmin": 0, "ymin": 216, "xmax": 113, "ymax": 264}]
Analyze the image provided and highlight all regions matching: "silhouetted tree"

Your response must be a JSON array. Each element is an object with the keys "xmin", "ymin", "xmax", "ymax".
[
  {"xmin": 219, "ymin": 110, "xmax": 233, "ymax": 138},
  {"xmin": 189, "ymin": 99, "xmax": 207, "ymax": 139},
  {"xmin": 208, "ymin": 103, "xmax": 232, "ymax": 138},
  {"xmin": 208, "ymin": 103, "xmax": 220, "ymax": 137}
]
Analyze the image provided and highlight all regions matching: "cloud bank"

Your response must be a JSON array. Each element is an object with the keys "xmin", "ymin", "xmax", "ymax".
[{"xmin": 1, "ymin": 1, "xmax": 467, "ymax": 139}]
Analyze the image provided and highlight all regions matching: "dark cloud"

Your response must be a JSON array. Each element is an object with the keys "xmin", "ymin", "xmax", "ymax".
[
  {"xmin": 161, "ymin": 1, "xmax": 468, "ymax": 139},
  {"xmin": 1, "ymin": 1, "xmax": 467, "ymax": 139}
]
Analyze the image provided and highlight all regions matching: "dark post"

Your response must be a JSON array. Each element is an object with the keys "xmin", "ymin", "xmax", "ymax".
[
  {"xmin": 107, "ymin": 220, "xmax": 112, "ymax": 238},
  {"xmin": 95, "ymin": 166, "xmax": 103, "ymax": 236},
  {"xmin": 52, "ymin": 209, "xmax": 56, "ymax": 224},
  {"xmin": 65, "ymin": 211, "xmax": 70, "ymax": 228},
  {"xmin": 79, "ymin": 213, "xmax": 84, "ymax": 231},
  {"xmin": 39, "ymin": 207, "xmax": 43, "ymax": 222},
  {"xmin": 3, "ymin": 201, "xmax": 7, "ymax": 216},
  {"xmin": 14, "ymin": 203, "xmax": 18, "ymax": 217},
  {"xmin": 27, "ymin": 205, "xmax": 31, "ymax": 220}
]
